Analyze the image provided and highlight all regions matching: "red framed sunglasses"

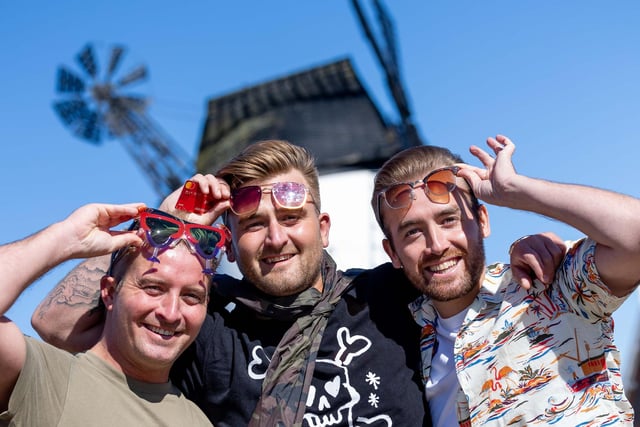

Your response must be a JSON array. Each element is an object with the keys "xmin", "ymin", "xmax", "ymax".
[{"xmin": 110, "ymin": 208, "xmax": 230, "ymax": 275}]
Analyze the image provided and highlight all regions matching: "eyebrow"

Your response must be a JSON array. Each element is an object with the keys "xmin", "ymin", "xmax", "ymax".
[
  {"xmin": 395, "ymin": 204, "xmax": 462, "ymax": 233},
  {"xmin": 136, "ymin": 273, "xmax": 207, "ymax": 289}
]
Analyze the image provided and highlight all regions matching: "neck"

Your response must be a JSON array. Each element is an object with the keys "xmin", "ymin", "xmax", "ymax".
[
  {"xmin": 432, "ymin": 285, "xmax": 480, "ymax": 319},
  {"xmin": 91, "ymin": 337, "xmax": 170, "ymax": 384}
]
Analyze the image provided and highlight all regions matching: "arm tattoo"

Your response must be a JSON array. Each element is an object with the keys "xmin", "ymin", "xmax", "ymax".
[{"xmin": 35, "ymin": 257, "xmax": 107, "ymax": 320}]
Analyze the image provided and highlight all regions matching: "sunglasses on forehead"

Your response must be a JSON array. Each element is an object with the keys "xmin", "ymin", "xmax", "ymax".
[
  {"xmin": 375, "ymin": 166, "xmax": 461, "ymax": 226},
  {"xmin": 229, "ymin": 182, "xmax": 313, "ymax": 216},
  {"xmin": 110, "ymin": 208, "xmax": 230, "ymax": 275}
]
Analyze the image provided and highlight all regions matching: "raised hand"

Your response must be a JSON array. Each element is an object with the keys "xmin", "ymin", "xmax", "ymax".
[
  {"xmin": 159, "ymin": 173, "xmax": 231, "ymax": 225},
  {"xmin": 60, "ymin": 203, "xmax": 146, "ymax": 260},
  {"xmin": 456, "ymin": 134, "xmax": 521, "ymax": 207}
]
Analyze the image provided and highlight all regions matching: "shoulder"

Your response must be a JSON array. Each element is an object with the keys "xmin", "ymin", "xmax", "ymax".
[
  {"xmin": 24, "ymin": 336, "xmax": 76, "ymax": 363},
  {"xmin": 348, "ymin": 263, "xmax": 420, "ymax": 305},
  {"xmin": 208, "ymin": 274, "xmax": 242, "ymax": 315},
  {"xmin": 337, "ymin": 263, "xmax": 421, "ymax": 335}
]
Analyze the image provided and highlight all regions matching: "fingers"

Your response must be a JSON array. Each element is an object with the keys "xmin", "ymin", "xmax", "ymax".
[
  {"xmin": 468, "ymin": 145, "xmax": 494, "ymax": 169},
  {"xmin": 512, "ymin": 251, "xmax": 546, "ymax": 285},
  {"xmin": 538, "ymin": 232, "xmax": 566, "ymax": 282},
  {"xmin": 71, "ymin": 203, "xmax": 143, "ymax": 229},
  {"xmin": 487, "ymin": 134, "xmax": 514, "ymax": 150},
  {"xmin": 189, "ymin": 174, "xmax": 230, "ymax": 200},
  {"xmin": 103, "ymin": 203, "xmax": 146, "ymax": 227},
  {"xmin": 526, "ymin": 236, "xmax": 563, "ymax": 284},
  {"xmin": 509, "ymin": 233, "xmax": 566, "ymax": 289},
  {"xmin": 486, "ymin": 135, "xmax": 516, "ymax": 159},
  {"xmin": 64, "ymin": 203, "xmax": 146, "ymax": 259},
  {"xmin": 511, "ymin": 265, "xmax": 533, "ymax": 290},
  {"xmin": 109, "ymin": 228, "xmax": 145, "ymax": 251}
]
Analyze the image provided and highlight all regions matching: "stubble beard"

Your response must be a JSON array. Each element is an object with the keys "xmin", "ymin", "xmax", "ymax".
[
  {"xmin": 407, "ymin": 242, "xmax": 486, "ymax": 303},
  {"xmin": 236, "ymin": 244, "xmax": 324, "ymax": 297}
]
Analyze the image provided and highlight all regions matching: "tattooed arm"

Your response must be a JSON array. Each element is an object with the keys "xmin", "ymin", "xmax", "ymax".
[{"xmin": 31, "ymin": 255, "xmax": 110, "ymax": 352}]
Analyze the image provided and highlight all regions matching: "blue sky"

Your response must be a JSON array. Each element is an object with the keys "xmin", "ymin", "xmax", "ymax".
[{"xmin": 2, "ymin": 1, "xmax": 640, "ymax": 381}]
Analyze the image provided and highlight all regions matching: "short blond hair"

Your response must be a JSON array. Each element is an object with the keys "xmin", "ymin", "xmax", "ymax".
[{"xmin": 217, "ymin": 140, "xmax": 321, "ymax": 210}]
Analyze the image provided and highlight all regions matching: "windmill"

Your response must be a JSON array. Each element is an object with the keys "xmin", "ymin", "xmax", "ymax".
[
  {"xmin": 52, "ymin": 43, "xmax": 194, "ymax": 198},
  {"xmin": 350, "ymin": 0, "xmax": 421, "ymax": 149}
]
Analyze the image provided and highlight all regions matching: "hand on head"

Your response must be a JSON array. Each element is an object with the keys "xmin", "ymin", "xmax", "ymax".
[
  {"xmin": 62, "ymin": 203, "xmax": 146, "ymax": 260},
  {"xmin": 159, "ymin": 174, "xmax": 231, "ymax": 225}
]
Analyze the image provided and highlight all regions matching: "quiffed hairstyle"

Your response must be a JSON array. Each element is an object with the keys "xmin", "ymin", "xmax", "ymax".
[
  {"xmin": 217, "ymin": 140, "xmax": 322, "ymax": 211},
  {"xmin": 371, "ymin": 145, "xmax": 479, "ymax": 234}
]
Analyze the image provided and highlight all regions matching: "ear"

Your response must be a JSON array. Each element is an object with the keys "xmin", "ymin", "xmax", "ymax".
[
  {"xmin": 477, "ymin": 204, "xmax": 491, "ymax": 238},
  {"xmin": 318, "ymin": 212, "xmax": 331, "ymax": 248},
  {"xmin": 382, "ymin": 238, "xmax": 403, "ymax": 269},
  {"xmin": 223, "ymin": 222, "xmax": 237, "ymax": 263},
  {"xmin": 100, "ymin": 276, "xmax": 117, "ymax": 311},
  {"xmin": 226, "ymin": 239, "xmax": 236, "ymax": 263}
]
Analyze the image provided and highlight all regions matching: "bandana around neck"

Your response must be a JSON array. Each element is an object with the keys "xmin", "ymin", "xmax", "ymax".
[{"xmin": 216, "ymin": 251, "xmax": 358, "ymax": 426}]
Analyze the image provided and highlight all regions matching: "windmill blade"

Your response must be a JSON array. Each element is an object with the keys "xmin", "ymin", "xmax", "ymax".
[
  {"xmin": 106, "ymin": 45, "xmax": 125, "ymax": 80},
  {"xmin": 351, "ymin": 0, "xmax": 412, "ymax": 122},
  {"xmin": 76, "ymin": 44, "xmax": 98, "ymax": 78},
  {"xmin": 56, "ymin": 66, "xmax": 86, "ymax": 94},
  {"xmin": 53, "ymin": 100, "xmax": 101, "ymax": 143},
  {"xmin": 114, "ymin": 95, "xmax": 149, "ymax": 113},
  {"xmin": 78, "ymin": 110, "xmax": 101, "ymax": 142},
  {"xmin": 53, "ymin": 100, "xmax": 88, "ymax": 125},
  {"xmin": 116, "ymin": 65, "xmax": 148, "ymax": 87},
  {"xmin": 373, "ymin": 0, "xmax": 399, "ymax": 70}
]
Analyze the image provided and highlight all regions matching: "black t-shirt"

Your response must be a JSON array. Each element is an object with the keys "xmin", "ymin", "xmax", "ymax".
[{"xmin": 171, "ymin": 263, "xmax": 431, "ymax": 427}]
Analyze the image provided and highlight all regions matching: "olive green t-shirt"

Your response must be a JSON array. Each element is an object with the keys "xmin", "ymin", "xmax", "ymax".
[{"xmin": 0, "ymin": 337, "xmax": 212, "ymax": 426}]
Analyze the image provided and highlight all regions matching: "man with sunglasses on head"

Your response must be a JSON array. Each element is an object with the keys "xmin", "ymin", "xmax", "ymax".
[
  {"xmin": 33, "ymin": 140, "xmax": 563, "ymax": 426},
  {"xmin": 372, "ymin": 134, "xmax": 640, "ymax": 426},
  {"xmin": 0, "ymin": 203, "xmax": 219, "ymax": 426}
]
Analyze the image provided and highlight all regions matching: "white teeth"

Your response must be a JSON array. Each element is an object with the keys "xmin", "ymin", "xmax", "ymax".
[
  {"xmin": 428, "ymin": 259, "xmax": 457, "ymax": 273},
  {"xmin": 148, "ymin": 325, "xmax": 175, "ymax": 337},
  {"xmin": 264, "ymin": 255, "xmax": 291, "ymax": 263}
]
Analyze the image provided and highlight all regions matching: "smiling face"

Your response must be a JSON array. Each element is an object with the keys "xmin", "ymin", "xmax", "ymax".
[
  {"xmin": 381, "ymin": 179, "xmax": 490, "ymax": 318},
  {"xmin": 98, "ymin": 244, "xmax": 209, "ymax": 382},
  {"xmin": 226, "ymin": 169, "xmax": 331, "ymax": 297}
]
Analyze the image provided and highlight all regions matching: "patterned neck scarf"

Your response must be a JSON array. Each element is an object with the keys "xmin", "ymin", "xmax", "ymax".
[{"xmin": 216, "ymin": 251, "xmax": 357, "ymax": 426}]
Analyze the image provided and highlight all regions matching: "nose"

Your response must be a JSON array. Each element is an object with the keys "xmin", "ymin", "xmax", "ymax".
[
  {"xmin": 264, "ymin": 219, "xmax": 288, "ymax": 249},
  {"xmin": 156, "ymin": 293, "xmax": 181, "ymax": 324},
  {"xmin": 424, "ymin": 227, "xmax": 448, "ymax": 256},
  {"xmin": 412, "ymin": 190, "xmax": 449, "ymax": 256}
]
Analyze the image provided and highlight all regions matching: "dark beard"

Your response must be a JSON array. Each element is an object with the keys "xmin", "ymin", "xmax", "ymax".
[{"xmin": 405, "ymin": 240, "xmax": 486, "ymax": 303}]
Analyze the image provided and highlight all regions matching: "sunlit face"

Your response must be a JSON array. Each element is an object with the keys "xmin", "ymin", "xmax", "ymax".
[
  {"xmin": 100, "ymin": 244, "xmax": 209, "ymax": 381},
  {"xmin": 381, "ymin": 176, "xmax": 490, "ymax": 318},
  {"xmin": 226, "ymin": 170, "xmax": 331, "ymax": 297}
]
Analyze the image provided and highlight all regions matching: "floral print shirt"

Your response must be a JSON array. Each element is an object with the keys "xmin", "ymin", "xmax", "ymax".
[{"xmin": 410, "ymin": 238, "xmax": 634, "ymax": 426}]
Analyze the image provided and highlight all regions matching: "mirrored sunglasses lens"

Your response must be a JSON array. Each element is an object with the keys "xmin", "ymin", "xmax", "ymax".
[
  {"xmin": 145, "ymin": 217, "xmax": 180, "ymax": 246},
  {"xmin": 231, "ymin": 186, "xmax": 261, "ymax": 215},
  {"xmin": 189, "ymin": 227, "xmax": 221, "ymax": 258},
  {"xmin": 384, "ymin": 184, "xmax": 414, "ymax": 208},
  {"xmin": 272, "ymin": 182, "xmax": 307, "ymax": 208}
]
